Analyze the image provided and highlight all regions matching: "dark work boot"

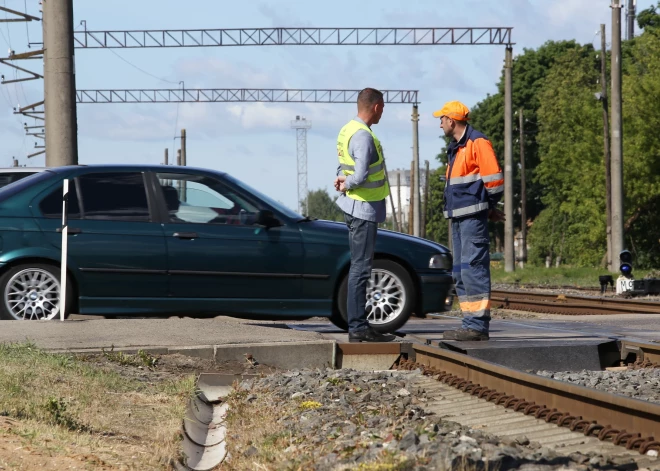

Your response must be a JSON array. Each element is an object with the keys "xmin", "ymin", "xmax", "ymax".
[
  {"xmin": 442, "ymin": 328, "xmax": 489, "ymax": 341},
  {"xmin": 348, "ymin": 328, "xmax": 396, "ymax": 343}
]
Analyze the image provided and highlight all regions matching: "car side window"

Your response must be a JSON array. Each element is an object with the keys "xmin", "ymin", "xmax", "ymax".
[
  {"xmin": 156, "ymin": 173, "xmax": 259, "ymax": 225},
  {"xmin": 39, "ymin": 181, "xmax": 82, "ymax": 219},
  {"xmin": 78, "ymin": 172, "xmax": 151, "ymax": 222}
]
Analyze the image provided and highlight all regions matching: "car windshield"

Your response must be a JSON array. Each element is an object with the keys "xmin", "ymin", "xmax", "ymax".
[
  {"xmin": 0, "ymin": 171, "xmax": 55, "ymax": 203},
  {"xmin": 223, "ymin": 174, "xmax": 303, "ymax": 220}
]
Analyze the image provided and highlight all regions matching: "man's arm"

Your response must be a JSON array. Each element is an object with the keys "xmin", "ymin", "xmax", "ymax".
[
  {"xmin": 474, "ymin": 137, "xmax": 504, "ymax": 208},
  {"xmin": 344, "ymin": 130, "xmax": 377, "ymax": 190}
]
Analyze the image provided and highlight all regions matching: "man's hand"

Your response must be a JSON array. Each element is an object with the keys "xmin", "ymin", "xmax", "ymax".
[
  {"xmin": 488, "ymin": 208, "xmax": 505, "ymax": 222},
  {"xmin": 334, "ymin": 175, "xmax": 347, "ymax": 193}
]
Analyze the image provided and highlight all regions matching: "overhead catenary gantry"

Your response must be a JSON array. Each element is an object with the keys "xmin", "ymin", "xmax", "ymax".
[{"xmin": 74, "ymin": 88, "xmax": 419, "ymax": 104}]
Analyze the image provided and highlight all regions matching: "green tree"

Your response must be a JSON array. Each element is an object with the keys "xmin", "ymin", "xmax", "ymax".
[
  {"xmin": 637, "ymin": 1, "xmax": 660, "ymax": 31},
  {"xmin": 425, "ymin": 166, "xmax": 449, "ymax": 246},
  {"xmin": 529, "ymin": 45, "xmax": 605, "ymax": 266},
  {"xmin": 301, "ymin": 189, "xmax": 343, "ymax": 221}
]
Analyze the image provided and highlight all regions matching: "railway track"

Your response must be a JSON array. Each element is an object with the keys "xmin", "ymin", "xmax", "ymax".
[
  {"xmin": 491, "ymin": 289, "xmax": 660, "ymax": 315},
  {"xmin": 395, "ymin": 343, "xmax": 660, "ymax": 465}
]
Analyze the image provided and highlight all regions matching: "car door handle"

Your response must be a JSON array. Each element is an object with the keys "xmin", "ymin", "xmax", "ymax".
[
  {"xmin": 56, "ymin": 227, "xmax": 82, "ymax": 235},
  {"xmin": 173, "ymin": 232, "xmax": 198, "ymax": 240}
]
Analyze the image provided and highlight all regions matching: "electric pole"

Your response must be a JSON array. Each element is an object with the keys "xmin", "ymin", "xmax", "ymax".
[
  {"xmin": 291, "ymin": 116, "xmax": 311, "ymax": 215},
  {"xmin": 180, "ymin": 128, "xmax": 187, "ymax": 201},
  {"xmin": 408, "ymin": 161, "xmax": 414, "ymax": 235},
  {"xmin": 43, "ymin": 0, "xmax": 78, "ymax": 167},
  {"xmin": 626, "ymin": 0, "xmax": 636, "ymax": 40},
  {"xmin": 518, "ymin": 108, "xmax": 527, "ymax": 268},
  {"xmin": 600, "ymin": 24, "xmax": 613, "ymax": 271},
  {"xmin": 411, "ymin": 104, "xmax": 421, "ymax": 237},
  {"xmin": 422, "ymin": 160, "xmax": 430, "ymax": 239},
  {"xmin": 504, "ymin": 46, "xmax": 515, "ymax": 272},
  {"xmin": 611, "ymin": 1, "xmax": 625, "ymax": 264},
  {"xmin": 163, "ymin": 148, "xmax": 169, "ymax": 165}
]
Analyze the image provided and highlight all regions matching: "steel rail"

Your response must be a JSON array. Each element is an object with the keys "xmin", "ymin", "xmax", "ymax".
[
  {"xmin": 399, "ymin": 344, "xmax": 660, "ymax": 454},
  {"xmin": 491, "ymin": 289, "xmax": 660, "ymax": 315}
]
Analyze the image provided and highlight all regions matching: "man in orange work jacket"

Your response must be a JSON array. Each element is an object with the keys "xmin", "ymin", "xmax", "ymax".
[{"xmin": 433, "ymin": 101, "xmax": 505, "ymax": 341}]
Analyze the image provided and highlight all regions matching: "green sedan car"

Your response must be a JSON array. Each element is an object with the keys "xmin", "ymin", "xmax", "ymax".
[{"xmin": 0, "ymin": 165, "xmax": 454, "ymax": 332}]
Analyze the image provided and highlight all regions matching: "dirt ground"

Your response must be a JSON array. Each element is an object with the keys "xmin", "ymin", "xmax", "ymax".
[{"xmin": 0, "ymin": 351, "xmax": 279, "ymax": 471}]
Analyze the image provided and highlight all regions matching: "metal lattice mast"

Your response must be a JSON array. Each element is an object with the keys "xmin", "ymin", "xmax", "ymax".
[{"xmin": 291, "ymin": 116, "xmax": 311, "ymax": 215}]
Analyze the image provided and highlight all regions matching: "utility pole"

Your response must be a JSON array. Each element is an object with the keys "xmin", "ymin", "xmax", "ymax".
[
  {"xmin": 411, "ymin": 104, "xmax": 421, "ymax": 237},
  {"xmin": 408, "ymin": 161, "xmax": 414, "ymax": 235},
  {"xmin": 43, "ymin": 0, "xmax": 78, "ymax": 166},
  {"xmin": 163, "ymin": 148, "xmax": 169, "ymax": 165},
  {"xmin": 600, "ymin": 24, "xmax": 613, "ymax": 271},
  {"xmin": 180, "ymin": 128, "xmax": 187, "ymax": 202},
  {"xmin": 422, "ymin": 160, "xmax": 430, "ymax": 239},
  {"xmin": 503, "ymin": 46, "xmax": 515, "ymax": 272},
  {"xmin": 397, "ymin": 172, "xmax": 402, "ymax": 232},
  {"xmin": 518, "ymin": 108, "xmax": 527, "ymax": 268},
  {"xmin": 626, "ymin": 0, "xmax": 636, "ymax": 40},
  {"xmin": 611, "ymin": 1, "xmax": 625, "ymax": 264},
  {"xmin": 291, "ymin": 116, "xmax": 311, "ymax": 215}
]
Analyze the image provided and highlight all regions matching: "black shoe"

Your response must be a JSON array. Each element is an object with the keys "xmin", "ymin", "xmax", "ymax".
[
  {"xmin": 348, "ymin": 328, "xmax": 396, "ymax": 343},
  {"xmin": 442, "ymin": 328, "xmax": 489, "ymax": 341}
]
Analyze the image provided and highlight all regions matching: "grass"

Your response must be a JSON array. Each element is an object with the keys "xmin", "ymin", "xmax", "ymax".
[
  {"xmin": 490, "ymin": 264, "xmax": 654, "ymax": 287},
  {"xmin": 0, "ymin": 342, "xmax": 196, "ymax": 470}
]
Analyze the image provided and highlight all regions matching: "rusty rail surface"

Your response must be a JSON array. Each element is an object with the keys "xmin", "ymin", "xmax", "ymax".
[
  {"xmin": 398, "ymin": 344, "xmax": 660, "ymax": 454},
  {"xmin": 491, "ymin": 289, "xmax": 660, "ymax": 315}
]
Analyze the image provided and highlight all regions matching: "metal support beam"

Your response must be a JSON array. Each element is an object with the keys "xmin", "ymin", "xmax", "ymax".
[
  {"xmin": 75, "ymin": 88, "xmax": 419, "ymax": 104},
  {"xmin": 0, "ymin": 6, "xmax": 40, "ymax": 23},
  {"xmin": 43, "ymin": 0, "xmax": 78, "ymax": 167},
  {"xmin": 611, "ymin": 1, "xmax": 625, "ymax": 262},
  {"xmin": 503, "ymin": 46, "xmax": 514, "ymax": 272},
  {"xmin": 72, "ymin": 27, "xmax": 514, "ymax": 48}
]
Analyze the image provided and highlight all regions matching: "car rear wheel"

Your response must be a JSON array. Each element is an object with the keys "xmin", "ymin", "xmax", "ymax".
[
  {"xmin": 332, "ymin": 259, "xmax": 415, "ymax": 334},
  {"xmin": 0, "ymin": 263, "xmax": 72, "ymax": 321}
]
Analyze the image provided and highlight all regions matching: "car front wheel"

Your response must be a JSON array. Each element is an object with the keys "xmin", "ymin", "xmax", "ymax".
[
  {"xmin": 0, "ymin": 263, "xmax": 72, "ymax": 321},
  {"xmin": 333, "ymin": 259, "xmax": 415, "ymax": 334}
]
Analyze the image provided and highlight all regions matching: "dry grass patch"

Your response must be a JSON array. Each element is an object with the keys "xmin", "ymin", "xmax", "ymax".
[{"xmin": 0, "ymin": 342, "xmax": 196, "ymax": 470}]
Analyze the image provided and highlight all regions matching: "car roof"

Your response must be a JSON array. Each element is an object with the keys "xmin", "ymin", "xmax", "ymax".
[
  {"xmin": 0, "ymin": 167, "xmax": 48, "ymax": 172},
  {"xmin": 44, "ymin": 164, "xmax": 227, "ymax": 176}
]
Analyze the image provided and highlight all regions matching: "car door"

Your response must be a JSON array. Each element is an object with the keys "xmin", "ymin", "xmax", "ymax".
[
  {"xmin": 35, "ymin": 171, "xmax": 168, "ymax": 300},
  {"xmin": 153, "ymin": 170, "xmax": 304, "ymax": 301}
]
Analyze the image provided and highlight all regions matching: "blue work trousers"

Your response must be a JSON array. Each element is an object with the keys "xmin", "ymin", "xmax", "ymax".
[
  {"xmin": 451, "ymin": 212, "xmax": 491, "ymax": 333},
  {"xmin": 344, "ymin": 213, "xmax": 378, "ymax": 333}
]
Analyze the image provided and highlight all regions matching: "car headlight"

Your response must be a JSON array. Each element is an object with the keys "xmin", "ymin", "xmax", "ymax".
[{"xmin": 429, "ymin": 253, "xmax": 451, "ymax": 270}]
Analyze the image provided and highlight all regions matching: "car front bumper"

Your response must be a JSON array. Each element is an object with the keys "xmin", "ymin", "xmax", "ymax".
[{"xmin": 419, "ymin": 272, "xmax": 454, "ymax": 313}]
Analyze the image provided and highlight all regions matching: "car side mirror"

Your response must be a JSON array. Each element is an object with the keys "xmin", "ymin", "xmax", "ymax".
[{"xmin": 256, "ymin": 209, "xmax": 281, "ymax": 228}]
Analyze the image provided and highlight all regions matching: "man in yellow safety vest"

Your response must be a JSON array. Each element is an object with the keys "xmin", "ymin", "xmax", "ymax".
[{"xmin": 334, "ymin": 88, "xmax": 395, "ymax": 343}]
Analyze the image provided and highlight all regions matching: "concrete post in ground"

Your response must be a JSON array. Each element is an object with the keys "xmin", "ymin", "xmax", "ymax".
[
  {"xmin": 626, "ymin": 0, "xmax": 635, "ymax": 40},
  {"xmin": 503, "ymin": 46, "xmax": 515, "ymax": 272},
  {"xmin": 411, "ymin": 105, "xmax": 421, "ymax": 237},
  {"xmin": 397, "ymin": 172, "xmax": 402, "ymax": 232},
  {"xmin": 600, "ymin": 23, "xmax": 613, "ymax": 271},
  {"xmin": 611, "ymin": 1, "xmax": 625, "ymax": 260},
  {"xmin": 43, "ymin": 0, "xmax": 78, "ymax": 167},
  {"xmin": 164, "ymin": 148, "xmax": 169, "ymax": 165}
]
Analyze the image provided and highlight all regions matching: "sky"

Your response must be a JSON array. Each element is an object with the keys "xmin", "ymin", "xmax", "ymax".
[{"xmin": 0, "ymin": 0, "xmax": 655, "ymax": 212}]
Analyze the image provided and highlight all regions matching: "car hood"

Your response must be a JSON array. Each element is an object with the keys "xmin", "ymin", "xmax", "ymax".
[{"xmin": 299, "ymin": 219, "xmax": 450, "ymax": 254}]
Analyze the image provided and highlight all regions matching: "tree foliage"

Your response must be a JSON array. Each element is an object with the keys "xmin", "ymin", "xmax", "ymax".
[{"xmin": 302, "ymin": 189, "xmax": 343, "ymax": 221}]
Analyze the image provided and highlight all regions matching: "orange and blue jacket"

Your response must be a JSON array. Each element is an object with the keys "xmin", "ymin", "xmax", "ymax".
[{"xmin": 443, "ymin": 125, "xmax": 504, "ymax": 219}]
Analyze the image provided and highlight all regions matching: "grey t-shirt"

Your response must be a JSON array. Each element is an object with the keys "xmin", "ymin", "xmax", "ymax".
[{"xmin": 335, "ymin": 117, "xmax": 387, "ymax": 223}]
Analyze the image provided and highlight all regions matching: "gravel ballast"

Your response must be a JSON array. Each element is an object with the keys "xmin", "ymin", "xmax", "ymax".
[
  {"xmin": 228, "ymin": 368, "xmax": 652, "ymax": 470},
  {"xmin": 535, "ymin": 368, "xmax": 660, "ymax": 404}
]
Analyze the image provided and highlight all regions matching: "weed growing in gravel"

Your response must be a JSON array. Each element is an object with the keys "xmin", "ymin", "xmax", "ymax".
[{"xmin": 101, "ymin": 346, "xmax": 159, "ymax": 370}]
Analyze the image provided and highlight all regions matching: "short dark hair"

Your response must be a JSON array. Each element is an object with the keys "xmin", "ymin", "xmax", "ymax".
[{"xmin": 357, "ymin": 88, "xmax": 384, "ymax": 111}]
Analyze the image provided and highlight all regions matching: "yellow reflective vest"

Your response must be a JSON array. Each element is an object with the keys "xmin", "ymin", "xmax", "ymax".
[{"xmin": 336, "ymin": 120, "xmax": 389, "ymax": 202}]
